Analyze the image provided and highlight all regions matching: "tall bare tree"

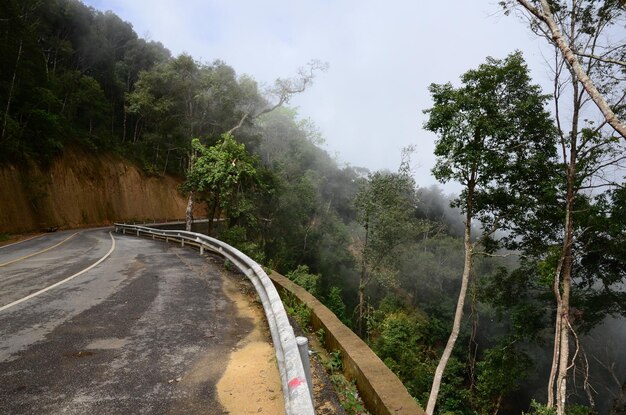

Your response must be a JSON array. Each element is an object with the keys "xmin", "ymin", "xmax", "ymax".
[
  {"xmin": 501, "ymin": 2, "xmax": 626, "ymax": 413},
  {"xmin": 506, "ymin": 0, "xmax": 626, "ymax": 138}
]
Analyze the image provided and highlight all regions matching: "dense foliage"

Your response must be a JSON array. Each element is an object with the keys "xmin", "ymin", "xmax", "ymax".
[
  {"xmin": 0, "ymin": 0, "xmax": 268, "ymax": 171},
  {"xmin": 2, "ymin": 0, "xmax": 166, "ymax": 162}
]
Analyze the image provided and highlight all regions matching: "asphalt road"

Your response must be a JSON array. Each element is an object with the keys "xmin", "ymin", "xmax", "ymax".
[{"xmin": 0, "ymin": 228, "xmax": 253, "ymax": 414}]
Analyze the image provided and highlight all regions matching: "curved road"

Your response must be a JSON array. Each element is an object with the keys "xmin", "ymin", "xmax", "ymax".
[{"xmin": 0, "ymin": 228, "xmax": 256, "ymax": 414}]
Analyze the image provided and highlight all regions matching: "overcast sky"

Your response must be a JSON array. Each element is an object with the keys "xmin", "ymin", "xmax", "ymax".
[{"xmin": 83, "ymin": 0, "xmax": 550, "ymax": 191}]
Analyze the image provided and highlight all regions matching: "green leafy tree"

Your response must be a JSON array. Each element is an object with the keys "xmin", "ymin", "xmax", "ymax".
[
  {"xmin": 423, "ymin": 52, "xmax": 557, "ymax": 414},
  {"xmin": 185, "ymin": 134, "xmax": 259, "ymax": 234},
  {"xmin": 354, "ymin": 159, "xmax": 421, "ymax": 336},
  {"xmin": 474, "ymin": 344, "xmax": 533, "ymax": 414},
  {"xmin": 183, "ymin": 61, "xmax": 327, "ymax": 231},
  {"xmin": 324, "ymin": 286, "xmax": 349, "ymax": 325},
  {"xmin": 370, "ymin": 307, "xmax": 438, "ymax": 401}
]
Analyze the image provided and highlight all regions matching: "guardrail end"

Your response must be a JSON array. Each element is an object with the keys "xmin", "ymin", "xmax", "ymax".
[{"xmin": 296, "ymin": 336, "xmax": 314, "ymax": 404}]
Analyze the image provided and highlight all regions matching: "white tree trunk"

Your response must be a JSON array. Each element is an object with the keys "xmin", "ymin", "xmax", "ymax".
[
  {"xmin": 546, "ymin": 267, "xmax": 563, "ymax": 407},
  {"xmin": 2, "ymin": 40, "xmax": 22, "ymax": 142},
  {"xmin": 185, "ymin": 191, "xmax": 194, "ymax": 232},
  {"xmin": 555, "ymin": 182, "xmax": 575, "ymax": 415},
  {"xmin": 426, "ymin": 214, "xmax": 473, "ymax": 415}
]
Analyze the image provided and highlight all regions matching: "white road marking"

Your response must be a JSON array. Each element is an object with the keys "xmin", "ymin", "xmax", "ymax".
[
  {"xmin": 0, "ymin": 234, "xmax": 45, "ymax": 250},
  {"xmin": 0, "ymin": 232, "xmax": 79, "ymax": 267},
  {"xmin": 0, "ymin": 232, "xmax": 116, "ymax": 312}
]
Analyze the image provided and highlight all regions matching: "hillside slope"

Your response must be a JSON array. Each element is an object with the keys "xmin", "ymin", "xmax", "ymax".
[{"xmin": 0, "ymin": 149, "xmax": 195, "ymax": 234}]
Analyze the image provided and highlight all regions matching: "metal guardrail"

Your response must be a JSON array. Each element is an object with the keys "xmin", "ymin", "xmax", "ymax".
[{"xmin": 114, "ymin": 223, "xmax": 315, "ymax": 415}]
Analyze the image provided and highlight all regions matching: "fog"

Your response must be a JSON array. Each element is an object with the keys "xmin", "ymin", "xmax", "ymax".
[{"xmin": 81, "ymin": 0, "xmax": 552, "ymax": 193}]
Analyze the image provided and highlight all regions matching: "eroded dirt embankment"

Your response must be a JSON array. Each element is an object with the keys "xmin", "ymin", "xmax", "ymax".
[{"xmin": 0, "ymin": 148, "xmax": 196, "ymax": 234}]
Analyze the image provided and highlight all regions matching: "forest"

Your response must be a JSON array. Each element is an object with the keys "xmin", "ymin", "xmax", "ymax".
[{"xmin": 1, "ymin": 0, "xmax": 625, "ymax": 414}]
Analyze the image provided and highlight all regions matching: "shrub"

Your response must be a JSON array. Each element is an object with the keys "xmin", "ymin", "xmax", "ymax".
[
  {"xmin": 324, "ymin": 286, "xmax": 349, "ymax": 324},
  {"xmin": 286, "ymin": 265, "xmax": 321, "ymax": 296}
]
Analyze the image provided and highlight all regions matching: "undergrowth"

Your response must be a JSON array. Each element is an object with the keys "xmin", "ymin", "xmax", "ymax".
[
  {"xmin": 283, "ymin": 292, "xmax": 312, "ymax": 330},
  {"xmin": 321, "ymin": 350, "xmax": 368, "ymax": 415},
  {"xmin": 282, "ymin": 290, "xmax": 368, "ymax": 414}
]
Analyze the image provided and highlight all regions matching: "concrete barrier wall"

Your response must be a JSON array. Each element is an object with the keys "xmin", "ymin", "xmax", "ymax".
[{"xmin": 268, "ymin": 271, "xmax": 425, "ymax": 415}]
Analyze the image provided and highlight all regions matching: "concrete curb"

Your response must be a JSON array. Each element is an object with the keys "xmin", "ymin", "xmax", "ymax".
[{"xmin": 269, "ymin": 271, "xmax": 426, "ymax": 415}]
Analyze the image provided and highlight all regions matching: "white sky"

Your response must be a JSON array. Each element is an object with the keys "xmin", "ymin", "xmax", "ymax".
[{"xmin": 83, "ymin": 0, "xmax": 551, "ymax": 191}]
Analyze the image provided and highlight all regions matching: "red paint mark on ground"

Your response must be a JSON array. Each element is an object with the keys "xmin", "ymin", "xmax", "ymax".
[{"xmin": 288, "ymin": 377, "xmax": 305, "ymax": 389}]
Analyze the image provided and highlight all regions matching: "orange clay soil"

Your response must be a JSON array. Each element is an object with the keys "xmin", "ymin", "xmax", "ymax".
[{"xmin": 217, "ymin": 272, "xmax": 285, "ymax": 415}]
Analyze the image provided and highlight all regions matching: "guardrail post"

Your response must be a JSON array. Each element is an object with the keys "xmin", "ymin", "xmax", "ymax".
[
  {"xmin": 181, "ymin": 239, "xmax": 185, "ymax": 247},
  {"xmin": 136, "ymin": 230, "xmax": 140, "ymax": 236},
  {"xmin": 296, "ymin": 336, "xmax": 314, "ymax": 404},
  {"xmin": 200, "ymin": 246, "xmax": 204, "ymax": 255},
  {"xmin": 122, "ymin": 228, "xmax": 125, "ymax": 234}
]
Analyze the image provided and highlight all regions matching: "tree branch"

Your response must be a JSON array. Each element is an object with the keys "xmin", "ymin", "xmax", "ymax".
[
  {"xmin": 473, "ymin": 251, "xmax": 527, "ymax": 259},
  {"xmin": 226, "ymin": 60, "xmax": 328, "ymax": 135},
  {"xmin": 516, "ymin": 0, "xmax": 546, "ymax": 21},
  {"xmin": 226, "ymin": 112, "xmax": 249, "ymax": 135},
  {"xmin": 578, "ymin": 181, "xmax": 625, "ymax": 191},
  {"xmin": 516, "ymin": 0, "xmax": 626, "ymax": 139}
]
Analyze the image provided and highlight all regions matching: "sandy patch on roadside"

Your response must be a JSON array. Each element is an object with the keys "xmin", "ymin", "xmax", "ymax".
[{"xmin": 217, "ymin": 272, "xmax": 285, "ymax": 415}]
